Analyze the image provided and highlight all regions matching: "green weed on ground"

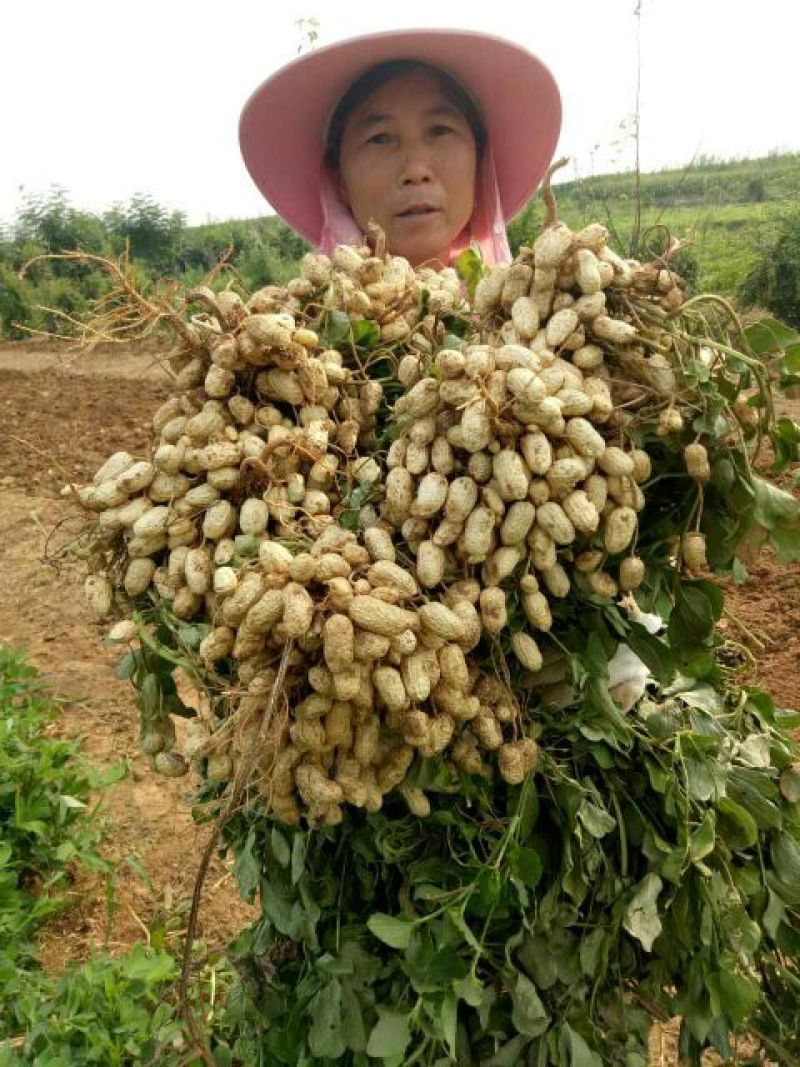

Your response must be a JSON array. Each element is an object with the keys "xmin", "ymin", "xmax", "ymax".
[
  {"xmin": 0, "ymin": 647, "xmax": 108, "ymax": 977},
  {"xmin": 0, "ymin": 648, "xmax": 262, "ymax": 1066}
]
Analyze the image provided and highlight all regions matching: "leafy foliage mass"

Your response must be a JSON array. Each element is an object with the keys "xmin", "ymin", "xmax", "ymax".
[
  {"xmin": 3, "ymin": 640, "xmax": 797, "ymax": 1064},
  {"xmin": 221, "ymin": 663, "xmax": 800, "ymax": 1067}
]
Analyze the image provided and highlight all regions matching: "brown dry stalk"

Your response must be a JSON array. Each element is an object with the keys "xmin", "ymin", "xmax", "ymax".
[
  {"xmin": 365, "ymin": 220, "xmax": 388, "ymax": 260},
  {"xmin": 20, "ymin": 250, "xmax": 195, "ymax": 351},
  {"xmin": 722, "ymin": 606, "xmax": 772, "ymax": 652}
]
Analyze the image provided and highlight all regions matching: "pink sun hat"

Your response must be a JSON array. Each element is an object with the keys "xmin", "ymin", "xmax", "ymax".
[{"xmin": 239, "ymin": 28, "xmax": 562, "ymax": 259}]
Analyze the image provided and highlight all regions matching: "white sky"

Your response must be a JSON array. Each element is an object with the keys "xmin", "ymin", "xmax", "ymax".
[{"xmin": 2, "ymin": 0, "xmax": 798, "ymax": 230}]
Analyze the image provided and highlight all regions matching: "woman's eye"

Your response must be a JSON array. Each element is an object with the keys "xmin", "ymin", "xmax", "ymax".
[
  {"xmin": 366, "ymin": 132, "xmax": 391, "ymax": 146},
  {"xmin": 431, "ymin": 125, "xmax": 454, "ymax": 137}
]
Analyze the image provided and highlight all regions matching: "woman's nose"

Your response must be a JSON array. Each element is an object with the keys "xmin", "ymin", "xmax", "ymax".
[{"xmin": 398, "ymin": 143, "xmax": 434, "ymax": 185}]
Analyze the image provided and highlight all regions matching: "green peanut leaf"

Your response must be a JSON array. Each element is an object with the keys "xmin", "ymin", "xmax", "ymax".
[
  {"xmin": 623, "ymin": 873, "xmax": 663, "ymax": 952},
  {"xmin": 367, "ymin": 913, "xmax": 415, "ymax": 949},
  {"xmin": 309, "ymin": 979, "xmax": 346, "ymax": 1059},
  {"xmin": 366, "ymin": 1008, "xmax": 412, "ymax": 1059}
]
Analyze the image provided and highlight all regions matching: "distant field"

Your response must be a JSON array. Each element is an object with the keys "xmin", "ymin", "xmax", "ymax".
[
  {"xmin": 551, "ymin": 197, "xmax": 780, "ymax": 296},
  {"xmin": 538, "ymin": 152, "xmax": 800, "ymax": 295}
]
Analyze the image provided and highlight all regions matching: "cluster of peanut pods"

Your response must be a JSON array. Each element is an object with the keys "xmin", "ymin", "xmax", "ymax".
[{"xmin": 76, "ymin": 216, "xmax": 726, "ymax": 825}]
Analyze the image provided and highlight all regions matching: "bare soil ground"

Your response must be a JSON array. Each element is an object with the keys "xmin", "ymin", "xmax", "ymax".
[{"xmin": 1, "ymin": 340, "xmax": 797, "ymax": 1059}]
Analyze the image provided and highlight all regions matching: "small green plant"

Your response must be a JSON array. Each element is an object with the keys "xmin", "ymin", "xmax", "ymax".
[
  {"xmin": 0, "ymin": 647, "xmax": 253, "ymax": 1066},
  {"xmin": 0, "ymin": 939, "xmax": 274, "ymax": 1066},
  {"xmin": 0, "ymin": 650, "xmax": 107, "ymax": 904},
  {"xmin": 0, "ymin": 647, "xmax": 114, "ymax": 1028},
  {"xmin": 0, "ymin": 650, "xmax": 156, "ymax": 1060},
  {"xmin": 1, "ymin": 945, "xmax": 181, "ymax": 1064}
]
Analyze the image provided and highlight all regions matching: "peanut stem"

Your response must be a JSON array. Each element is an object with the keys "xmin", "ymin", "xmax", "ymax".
[{"xmin": 541, "ymin": 156, "xmax": 570, "ymax": 227}]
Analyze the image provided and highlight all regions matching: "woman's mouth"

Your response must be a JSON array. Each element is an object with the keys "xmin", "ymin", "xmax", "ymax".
[{"xmin": 396, "ymin": 204, "xmax": 440, "ymax": 219}]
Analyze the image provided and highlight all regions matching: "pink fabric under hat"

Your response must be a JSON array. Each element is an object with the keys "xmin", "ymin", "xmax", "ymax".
[{"xmin": 239, "ymin": 28, "xmax": 562, "ymax": 266}]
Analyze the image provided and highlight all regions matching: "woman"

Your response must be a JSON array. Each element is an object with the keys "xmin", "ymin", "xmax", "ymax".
[{"xmin": 238, "ymin": 28, "xmax": 562, "ymax": 269}]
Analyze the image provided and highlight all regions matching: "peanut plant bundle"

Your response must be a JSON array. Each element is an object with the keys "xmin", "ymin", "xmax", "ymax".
[{"xmin": 66, "ymin": 183, "xmax": 800, "ymax": 1064}]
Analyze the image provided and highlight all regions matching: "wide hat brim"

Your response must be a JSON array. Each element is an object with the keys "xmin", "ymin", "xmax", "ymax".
[{"xmin": 239, "ymin": 28, "xmax": 562, "ymax": 247}]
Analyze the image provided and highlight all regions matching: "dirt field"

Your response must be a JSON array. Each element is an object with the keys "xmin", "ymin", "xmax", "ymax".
[{"xmin": 1, "ymin": 340, "xmax": 797, "ymax": 1057}]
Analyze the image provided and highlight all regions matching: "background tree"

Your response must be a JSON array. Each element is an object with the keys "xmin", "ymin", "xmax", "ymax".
[
  {"xmin": 740, "ymin": 209, "xmax": 800, "ymax": 327},
  {"xmin": 14, "ymin": 186, "xmax": 107, "ymax": 259},
  {"xmin": 104, "ymin": 193, "xmax": 186, "ymax": 274},
  {"xmin": 14, "ymin": 187, "xmax": 108, "ymax": 287}
]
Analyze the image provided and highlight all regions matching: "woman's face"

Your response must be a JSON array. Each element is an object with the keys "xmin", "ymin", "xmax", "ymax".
[{"xmin": 335, "ymin": 71, "xmax": 478, "ymax": 267}]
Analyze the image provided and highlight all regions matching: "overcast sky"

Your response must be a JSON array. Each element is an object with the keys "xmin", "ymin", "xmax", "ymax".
[{"xmin": 2, "ymin": 0, "xmax": 798, "ymax": 230}]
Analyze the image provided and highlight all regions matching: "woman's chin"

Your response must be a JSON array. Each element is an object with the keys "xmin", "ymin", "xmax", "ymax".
[
  {"xmin": 378, "ymin": 218, "xmax": 448, "ymax": 267},
  {"xmin": 389, "ymin": 235, "xmax": 449, "ymax": 268},
  {"xmin": 408, "ymin": 250, "xmax": 449, "ymax": 268}
]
